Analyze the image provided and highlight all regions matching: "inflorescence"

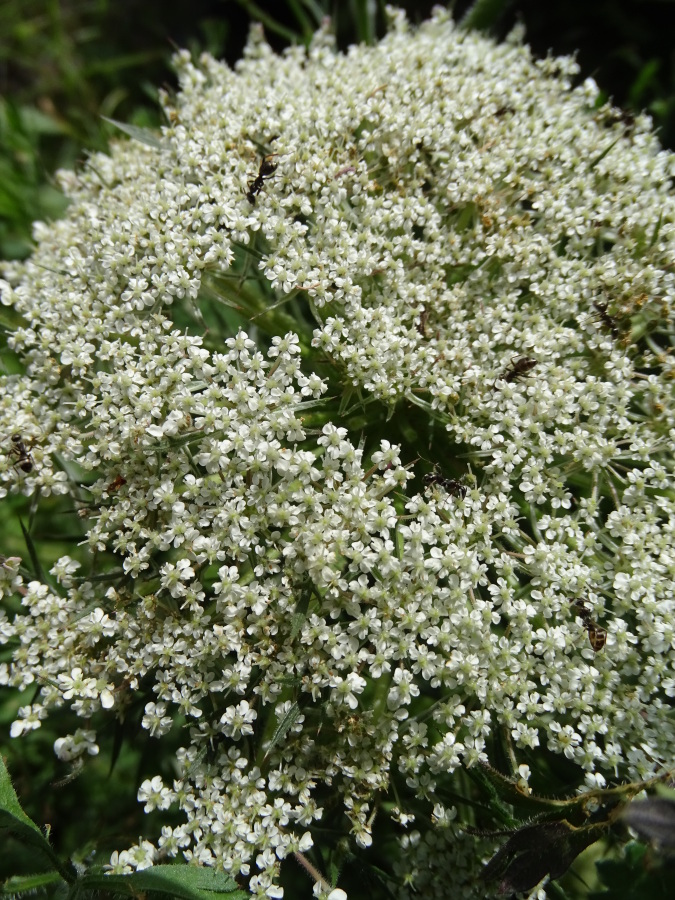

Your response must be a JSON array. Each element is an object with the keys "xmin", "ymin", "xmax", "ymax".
[{"xmin": 2, "ymin": 7, "xmax": 675, "ymax": 898}]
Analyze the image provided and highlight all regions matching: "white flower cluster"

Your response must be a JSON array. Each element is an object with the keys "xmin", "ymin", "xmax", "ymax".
[
  {"xmin": 393, "ymin": 804, "xmax": 497, "ymax": 900},
  {"xmin": 2, "ymin": 6, "xmax": 675, "ymax": 897}
]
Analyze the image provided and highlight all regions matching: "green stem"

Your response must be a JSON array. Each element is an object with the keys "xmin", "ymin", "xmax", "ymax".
[{"xmin": 234, "ymin": 0, "xmax": 302, "ymax": 43}]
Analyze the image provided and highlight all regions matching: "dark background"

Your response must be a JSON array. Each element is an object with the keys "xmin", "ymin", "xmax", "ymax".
[
  {"xmin": 2, "ymin": 0, "xmax": 674, "ymax": 258},
  {"xmin": 3, "ymin": 1, "xmax": 674, "ymax": 135}
]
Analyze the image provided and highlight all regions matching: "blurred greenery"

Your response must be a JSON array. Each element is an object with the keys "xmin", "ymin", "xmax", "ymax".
[
  {"xmin": 2, "ymin": 1, "xmax": 675, "ymax": 898},
  {"xmin": 590, "ymin": 841, "xmax": 675, "ymax": 900}
]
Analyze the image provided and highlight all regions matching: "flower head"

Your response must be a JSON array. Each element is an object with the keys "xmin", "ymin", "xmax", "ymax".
[{"xmin": 2, "ymin": 8, "xmax": 675, "ymax": 898}]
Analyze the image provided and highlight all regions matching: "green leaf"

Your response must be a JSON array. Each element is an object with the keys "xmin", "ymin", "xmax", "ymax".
[
  {"xmin": 17, "ymin": 105, "xmax": 69, "ymax": 138},
  {"xmin": 349, "ymin": 0, "xmax": 376, "ymax": 45},
  {"xmin": 231, "ymin": 1, "xmax": 301, "ymax": 44},
  {"xmin": 481, "ymin": 820, "xmax": 606, "ymax": 894},
  {"xmin": 18, "ymin": 516, "xmax": 47, "ymax": 583},
  {"xmin": 0, "ymin": 755, "xmax": 73, "ymax": 880},
  {"xmin": 591, "ymin": 840, "xmax": 675, "ymax": 900},
  {"xmin": 101, "ymin": 116, "xmax": 163, "ymax": 150},
  {"xmin": 629, "ymin": 59, "xmax": 661, "ymax": 108},
  {"xmin": 588, "ymin": 135, "xmax": 622, "ymax": 170},
  {"xmin": 0, "ymin": 754, "xmax": 48, "ymax": 843},
  {"xmin": 79, "ymin": 864, "xmax": 248, "ymax": 899},
  {"xmin": 460, "ymin": 0, "xmax": 509, "ymax": 33},
  {"xmin": 0, "ymin": 870, "xmax": 65, "ymax": 895},
  {"xmin": 648, "ymin": 211, "xmax": 663, "ymax": 250},
  {"xmin": 264, "ymin": 701, "xmax": 302, "ymax": 760}
]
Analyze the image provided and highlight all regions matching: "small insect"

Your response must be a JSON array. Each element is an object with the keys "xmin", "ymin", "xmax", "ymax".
[
  {"xmin": 497, "ymin": 356, "xmax": 537, "ymax": 386},
  {"xmin": 423, "ymin": 469, "xmax": 468, "ymax": 498},
  {"xmin": 246, "ymin": 155, "xmax": 278, "ymax": 204},
  {"xmin": 106, "ymin": 475, "xmax": 127, "ymax": 493},
  {"xmin": 9, "ymin": 434, "xmax": 35, "ymax": 473},
  {"xmin": 416, "ymin": 306, "xmax": 429, "ymax": 337},
  {"xmin": 334, "ymin": 165, "xmax": 356, "ymax": 179},
  {"xmin": 572, "ymin": 600, "xmax": 607, "ymax": 653},
  {"xmin": 587, "ymin": 622, "xmax": 608, "ymax": 653},
  {"xmin": 592, "ymin": 301, "xmax": 620, "ymax": 339}
]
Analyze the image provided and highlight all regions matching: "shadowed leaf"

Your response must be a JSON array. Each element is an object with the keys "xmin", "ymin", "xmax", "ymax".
[{"xmin": 482, "ymin": 820, "xmax": 606, "ymax": 893}]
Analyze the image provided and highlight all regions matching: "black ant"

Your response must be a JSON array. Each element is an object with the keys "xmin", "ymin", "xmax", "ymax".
[
  {"xmin": 592, "ymin": 301, "xmax": 619, "ymax": 340},
  {"xmin": 423, "ymin": 468, "xmax": 467, "ymax": 498},
  {"xmin": 498, "ymin": 356, "xmax": 537, "ymax": 385},
  {"xmin": 9, "ymin": 434, "xmax": 35, "ymax": 474},
  {"xmin": 246, "ymin": 155, "xmax": 278, "ymax": 204}
]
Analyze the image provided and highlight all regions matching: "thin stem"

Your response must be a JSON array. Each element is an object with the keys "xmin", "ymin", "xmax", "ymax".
[{"xmin": 293, "ymin": 850, "xmax": 331, "ymax": 891}]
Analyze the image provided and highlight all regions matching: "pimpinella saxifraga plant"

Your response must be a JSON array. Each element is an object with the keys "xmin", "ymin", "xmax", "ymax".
[{"xmin": 2, "ymin": 8, "xmax": 675, "ymax": 899}]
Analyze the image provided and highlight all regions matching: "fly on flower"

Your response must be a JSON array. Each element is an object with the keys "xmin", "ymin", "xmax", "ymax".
[
  {"xmin": 499, "ymin": 356, "xmax": 537, "ymax": 385},
  {"xmin": 572, "ymin": 600, "xmax": 607, "ymax": 653},
  {"xmin": 106, "ymin": 475, "xmax": 127, "ymax": 493},
  {"xmin": 587, "ymin": 622, "xmax": 607, "ymax": 653}
]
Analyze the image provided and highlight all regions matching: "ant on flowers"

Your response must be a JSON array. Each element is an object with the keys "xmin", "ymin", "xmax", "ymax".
[
  {"xmin": 423, "ymin": 464, "xmax": 468, "ymax": 498},
  {"xmin": 246, "ymin": 155, "xmax": 278, "ymax": 204},
  {"xmin": 8, "ymin": 433, "xmax": 36, "ymax": 474}
]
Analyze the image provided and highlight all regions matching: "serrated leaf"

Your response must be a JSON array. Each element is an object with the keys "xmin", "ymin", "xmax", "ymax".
[
  {"xmin": 481, "ymin": 820, "xmax": 606, "ymax": 893},
  {"xmin": 289, "ymin": 611, "xmax": 306, "ymax": 642},
  {"xmin": 101, "ymin": 116, "xmax": 163, "ymax": 150},
  {"xmin": 0, "ymin": 755, "xmax": 48, "ymax": 842},
  {"xmin": 265, "ymin": 701, "xmax": 302, "ymax": 760},
  {"xmin": 0, "ymin": 755, "xmax": 69, "ymax": 876},
  {"xmin": 0, "ymin": 871, "xmax": 65, "ymax": 893},
  {"xmin": 80, "ymin": 864, "xmax": 248, "ymax": 899}
]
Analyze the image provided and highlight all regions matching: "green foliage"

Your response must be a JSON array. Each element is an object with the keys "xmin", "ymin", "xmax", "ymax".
[
  {"xmin": 0, "ymin": 98, "xmax": 69, "ymax": 259},
  {"xmin": 591, "ymin": 841, "xmax": 675, "ymax": 900},
  {"xmin": 459, "ymin": 0, "xmax": 508, "ymax": 32},
  {"xmin": 0, "ymin": 754, "xmax": 72, "ymax": 879},
  {"xmin": 465, "ymin": 764, "xmax": 675, "ymax": 895},
  {"xmin": 1, "ymin": 747, "xmax": 247, "ymax": 898},
  {"xmin": 78, "ymin": 866, "xmax": 248, "ymax": 899}
]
